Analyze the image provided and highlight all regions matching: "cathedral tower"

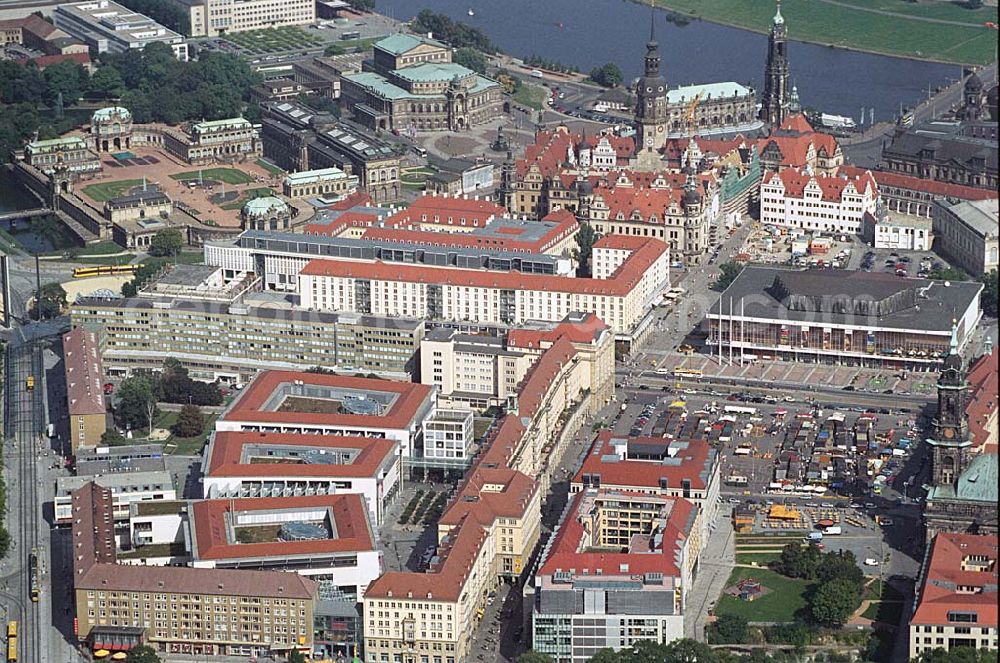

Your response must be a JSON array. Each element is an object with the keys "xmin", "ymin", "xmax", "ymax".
[
  {"xmin": 760, "ymin": 0, "xmax": 790, "ymax": 127},
  {"xmin": 634, "ymin": 6, "xmax": 669, "ymax": 170},
  {"xmin": 927, "ymin": 326, "xmax": 973, "ymax": 486}
]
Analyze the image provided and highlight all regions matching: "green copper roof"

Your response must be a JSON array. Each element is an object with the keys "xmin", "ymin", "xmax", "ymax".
[
  {"xmin": 375, "ymin": 33, "xmax": 445, "ymax": 56},
  {"xmin": 27, "ymin": 136, "xmax": 88, "ymax": 150},
  {"xmin": 343, "ymin": 72, "xmax": 416, "ymax": 100},
  {"xmin": 192, "ymin": 117, "xmax": 252, "ymax": 132},
  {"xmin": 92, "ymin": 106, "xmax": 131, "ymax": 122},
  {"xmin": 243, "ymin": 196, "xmax": 288, "ymax": 215},
  {"xmin": 928, "ymin": 453, "xmax": 998, "ymax": 502},
  {"xmin": 393, "ymin": 62, "xmax": 476, "ymax": 84}
]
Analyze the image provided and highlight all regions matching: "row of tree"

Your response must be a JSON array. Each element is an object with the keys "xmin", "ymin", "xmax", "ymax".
[
  {"xmin": 524, "ymin": 54, "xmax": 578, "ymax": 74},
  {"xmin": 117, "ymin": 0, "xmax": 190, "ymax": 35},
  {"xmin": 111, "ymin": 359, "xmax": 221, "ymax": 434},
  {"xmin": 411, "ymin": 10, "xmax": 497, "ymax": 53},
  {"xmin": 775, "ymin": 544, "xmax": 867, "ymax": 626}
]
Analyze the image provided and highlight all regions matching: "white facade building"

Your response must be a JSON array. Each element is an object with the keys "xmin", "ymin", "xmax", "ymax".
[
  {"xmin": 863, "ymin": 210, "xmax": 933, "ymax": 251},
  {"xmin": 55, "ymin": 471, "xmax": 177, "ymax": 524},
  {"xmin": 54, "ymin": 0, "xmax": 188, "ymax": 60},
  {"xmin": 422, "ymin": 409, "xmax": 475, "ymax": 463},
  {"xmin": 760, "ymin": 168, "xmax": 879, "ymax": 235},
  {"xmin": 169, "ymin": 0, "xmax": 315, "ymax": 37}
]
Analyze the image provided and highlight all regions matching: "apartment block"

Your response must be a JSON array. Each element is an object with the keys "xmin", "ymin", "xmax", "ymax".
[
  {"xmin": 202, "ymin": 431, "xmax": 400, "ymax": 527},
  {"xmin": 56, "ymin": 470, "xmax": 176, "ymax": 525},
  {"xmin": 70, "ymin": 294, "xmax": 424, "ymax": 382},
  {"xmin": 909, "ymin": 532, "xmax": 997, "ymax": 657},
  {"xmin": 71, "ymin": 483, "xmax": 318, "ymax": 657},
  {"xmin": 531, "ymin": 490, "xmax": 701, "ymax": 662},
  {"xmin": 63, "ymin": 327, "xmax": 107, "ymax": 452},
  {"xmin": 297, "ymin": 235, "xmax": 670, "ymax": 340}
]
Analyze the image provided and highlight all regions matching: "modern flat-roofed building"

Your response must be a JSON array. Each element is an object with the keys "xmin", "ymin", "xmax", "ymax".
[
  {"xmin": 54, "ymin": 0, "xmax": 188, "ymax": 60},
  {"xmin": 909, "ymin": 532, "xmax": 997, "ymax": 657},
  {"xmin": 216, "ymin": 370, "xmax": 435, "ymax": 460},
  {"xmin": 166, "ymin": 0, "xmax": 315, "ymax": 37},
  {"xmin": 56, "ymin": 470, "xmax": 175, "ymax": 524},
  {"xmin": 570, "ymin": 431, "xmax": 720, "ymax": 541},
  {"xmin": 201, "ymin": 431, "xmax": 400, "ymax": 527},
  {"xmin": 71, "ymin": 483, "xmax": 318, "ymax": 658},
  {"xmin": 297, "ymin": 235, "xmax": 670, "ymax": 341},
  {"xmin": 63, "ymin": 327, "xmax": 107, "ymax": 452},
  {"xmin": 933, "ymin": 198, "xmax": 999, "ymax": 277},
  {"xmin": 861, "ymin": 206, "xmax": 932, "ymax": 252},
  {"xmin": 531, "ymin": 490, "xmax": 700, "ymax": 662},
  {"xmin": 188, "ymin": 494, "xmax": 381, "ymax": 599},
  {"xmin": 708, "ymin": 267, "xmax": 983, "ymax": 367},
  {"xmin": 70, "ymin": 294, "xmax": 424, "ymax": 382},
  {"xmin": 75, "ymin": 443, "xmax": 165, "ymax": 476}
]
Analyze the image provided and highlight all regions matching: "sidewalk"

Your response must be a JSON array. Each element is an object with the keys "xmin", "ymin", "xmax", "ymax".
[{"xmin": 685, "ymin": 503, "xmax": 735, "ymax": 641}]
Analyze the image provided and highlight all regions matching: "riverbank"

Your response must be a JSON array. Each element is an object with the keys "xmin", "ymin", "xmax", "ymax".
[{"xmin": 644, "ymin": 0, "xmax": 997, "ymax": 65}]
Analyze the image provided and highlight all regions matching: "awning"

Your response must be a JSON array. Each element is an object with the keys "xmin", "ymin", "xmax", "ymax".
[{"xmin": 94, "ymin": 650, "xmax": 110, "ymax": 658}]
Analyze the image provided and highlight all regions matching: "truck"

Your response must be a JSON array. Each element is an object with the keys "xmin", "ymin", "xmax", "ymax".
[
  {"xmin": 823, "ymin": 526, "xmax": 842, "ymax": 535},
  {"xmin": 807, "ymin": 532, "xmax": 824, "ymax": 541}
]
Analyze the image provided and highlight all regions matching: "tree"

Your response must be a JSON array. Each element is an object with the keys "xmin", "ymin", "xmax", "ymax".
[
  {"xmin": 816, "ymin": 550, "xmax": 864, "ymax": 589},
  {"xmin": 661, "ymin": 638, "xmax": 718, "ymax": 663},
  {"xmin": 573, "ymin": 221, "xmax": 601, "ymax": 277},
  {"xmin": 776, "ymin": 541, "xmax": 823, "ymax": 579},
  {"xmin": 709, "ymin": 614, "xmax": 748, "ymax": 644},
  {"xmin": 149, "ymin": 228, "xmax": 183, "ymax": 257},
  {"xmin": 589, "ymin": 62, "xmax": 623, "ymax": 88},
  {"xmin": 912, "ymin": 647, "xmax": 998, "ymax": 663},
  {"xmin": 172, "ymin": 404, "xmax": 205, "ymax": 438},
  {"xmin": 34, "ymin": 282, "xmax": 67, "ymax": 320},
  {"xmin": 127, "ymin": 644, "xmax": 162, "ymax": 663},
  {"xmin": 715, "ymin": 261, "xmax": 745, "ymax": 290},
  {"xmin": 810, "ymin": 578, "xmax": 860, "ymax": 626},
  {"xmin": 324, "ymin": 43, "xmax": 345, "ymax": 56},
  {"xmin": 286, "ymin": 651, "xmax": 307, "ymax": 663},
  {"xmin": 43, "ymin": 59, "xmax": 88, "ymax": 105},
  {"xmin": 101, "ymin": 429, "xmax": 126, "ymax": 446},
  {"xmin": 116, "ymin": 374, "xmax": 158, "ymax": 432},
  {"xmin": 585, "ymin": 650, "xmax": 621, "ymax": 663},
  {"xmin": 980, "ymin": 269, "xmax": 997, "ymax": 317},
  {"xmin": 516, "ymin": 653, "xmax": 554, "ymax": 663},
  {"xmin": 454, "ymin": 47, "xmax": 488, "ymax": 74},
  {"xmin": 89, "ymin": 66, "xmax": 125, "ymax": 98},
  {"xmin": 929, "ymin": 266, "xmax": 968, "ymax": 282}
]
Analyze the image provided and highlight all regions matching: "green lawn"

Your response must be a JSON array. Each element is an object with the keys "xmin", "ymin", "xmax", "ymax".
[
  {"xmin": 735, "ymin": 552, "xmax": 781, "ymax": 567},
  {"xmin": 82, "ymin": 179, "xmax": 144, "ymax": 202},
  {"xmin": 651, "ymin": 0, "xmax": 998, "ymax": 64},
  {"xmin": 512, "ymin": 83, "xmax": 548, "ymax": 110},
  {"xmin": 862, "ymin": 601, "xmax": 904, "ymax": 625},
  {"xmin": 156, "ymin": 410, "xmax": 218, "ymax": 456},
  {"xmin": 169, "ymin": 168, "xmax": 255, "ymax": 185},
  {"xmin": 863, "ymin": 580, "xmax": 904, "ymax": 603},
  {"xmin": 223, "ymin": 26, "xmax": 323, "ymax": 54},
  {"xmin": 173, "ymin": 251, "xmax": 204, "ymax": 265},
  {"xmin": 255, "ymin": 159, "xmax": 285, "ymax": 176},
  {"xmin": 714, "ymin": 567, "xmax": 812, "ymax": 623}
]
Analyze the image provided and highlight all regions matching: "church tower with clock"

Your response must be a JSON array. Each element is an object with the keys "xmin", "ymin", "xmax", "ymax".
[
  {"xmin": 927, "ymin": 327, "xmax": 973, "ymax": 486},
  {"xmin": 633, "ymin": 8, "xmax": 669, "ymax": 171}
]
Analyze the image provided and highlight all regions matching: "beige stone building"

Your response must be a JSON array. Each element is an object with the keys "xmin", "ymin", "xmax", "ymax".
[
  {"xmin": 63, "ymin": 327, "xmax": 107, "ymax": 452},
  {"xmin": 167, "ymin": 0, "xmax": 315, "ymax": 37},
  {"xmin": 282, "ymin": 167, "xmax": 358, "ymax": 200}
]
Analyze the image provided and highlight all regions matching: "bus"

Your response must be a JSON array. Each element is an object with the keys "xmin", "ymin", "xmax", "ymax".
[
  {"xmin": 28, "ymin": 550, "xmax": 38, "ymax": 603},
  {"xmin": 25, "ymin": 376, "xmax": 33, "ymax": 392},
  {"xmin": 340, "ymin": 31, "xmax": 361, "ymax": 40},
  {"xmin": 672, "ymin": 368, "xmax": 703, "ymax": 378},
  {"xmin": 725, "ymin": 475, "xmax": 748, "ymax": 486},
  {"xmin": 6, "ymin": 622, "xmax": 15, "ymax": 639},
  {"xmin": 73, "ymin": 264, "xmax": 142, "ymax": 279},
  {"xmin": 6, "ymin": 636, "xmax": 13, "ymax": 663},
  {"xmin": 724, "ymin": 405, "xmax": 757, "ymax": 416}
]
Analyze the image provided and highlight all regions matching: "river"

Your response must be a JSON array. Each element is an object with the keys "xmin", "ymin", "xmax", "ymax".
[{"xmin": 377, "ymin": 0, "xmax": 962, "ymax": 120}]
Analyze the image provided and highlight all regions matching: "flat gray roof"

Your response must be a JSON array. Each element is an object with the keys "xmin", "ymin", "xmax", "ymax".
[
  {"xmin": 155, "ymin": 264, "xmax": 219, "ymax": 286},
  {"xmin": 710, "ymin": 266, "xmax": 982, "ymax": 333},
  {"xmin": 939, "ymin": 198, "xmax": 999, "ymax": 239}
]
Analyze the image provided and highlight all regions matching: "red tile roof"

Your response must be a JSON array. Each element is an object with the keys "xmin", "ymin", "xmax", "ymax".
[
  {"xmin": 779, "ymin": 113, "xmax": 815, "ymax": 134},
  {"xmin": 507, "ymin": 312, "xmax": 609, "ymax": 350},
  {"xmin": 71, "ymin": 482, "xmax": 116, "ymax": 573},
  {"xmin": 22, "ymin": 52, "xmax": 90, "ymax": 69},
  {"xmin": 204, "ymin": 431, "xmax": 398, "ymax": 478},
  {"xmin": 839, "ymin": 165, "xmax": 999, "ymax": 202},
  {"xmin": 299, "ymin": 235, "xmax": 668, "ymax": 297},
  {"xmin": 328, "ymin": 190, "xmax": 371, "ymax": 210},
  {"xmin": 516, "ymin": 128, "xmax": 635, "ymax": 179},
  {"xmin": 304, "ymin": 210, "xmax": 382, "ymax": 236},
  {"xmin": 383, "ymin": 194, "xmax": 506, "ymax": 228},
  {"xmin": 538, "ymin": 489, "xmax": 695, "ymax": 578},
  {"xmin": 573, "ymin": 430, "xmax": 716, "ymax": 491},
  {"xmin": 64, "ymin": 327, "xmax": 106, "ymax": 416},
  {"xmin": 966, "ymin": 349, "xmax": 998, "ymax": 453},
  {"xmin": 224, "ymin": 371, "xmax": 433, "ymax": 430},
  {"xmin": 191, "ymin": 494, "xmax": 375, "ymax": 560},
  {"xmin": 763, "ymin": 168, "xmax": 877, "ymax": 202},
  {"xmin": 911, "ymin": 532, "xmax": 998, "ymax": 627}
]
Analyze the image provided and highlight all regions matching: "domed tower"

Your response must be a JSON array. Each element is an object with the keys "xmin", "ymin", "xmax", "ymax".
[
  {"xmin": 959, "ymin": 68, "xmax": 984, "ymax": 121},
  {"xmin": 634, "ymin": 6, "xmax": 669, "ymax": 168},
  {"xmin": 759, "ymin": 1, "xmax": 790, "ymax": 127},
  {"xmin": 928, "ymin": 324, "xmax": 973, "ymax": 486}
]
